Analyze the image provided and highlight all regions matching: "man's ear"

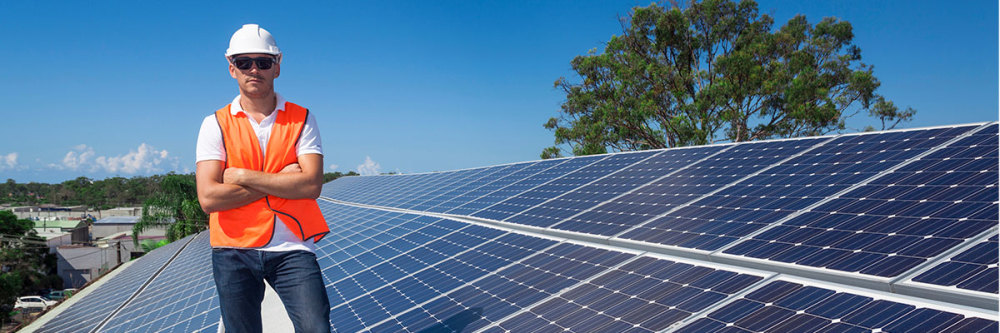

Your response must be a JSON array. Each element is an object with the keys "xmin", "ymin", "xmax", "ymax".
[{"xmin": 229, "ymin": 62, "xmax": 238, "ymax": 79}]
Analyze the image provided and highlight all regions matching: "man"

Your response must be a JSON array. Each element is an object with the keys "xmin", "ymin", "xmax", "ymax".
[{"xmin": 196, "ymin": 24, "xmax": 331, "ymax": 333}]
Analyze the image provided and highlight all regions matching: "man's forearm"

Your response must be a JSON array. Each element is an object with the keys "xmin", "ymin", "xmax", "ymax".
[
  {"xmin": 200, "ymin": 182, "xmax": 266, "ymax": 213},
  {"xmin": 225, "ymin": 168, "xmax": 322, "ymax": 199}
]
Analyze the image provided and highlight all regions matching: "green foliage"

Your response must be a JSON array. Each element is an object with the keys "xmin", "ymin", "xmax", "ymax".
[
  {"xmin": 323, "ymin": 171, "xmax": 359, "ymax": 183},
  {"xmin": 545, "ymin": 0, "xmax": 915, "ymax": 157},
  {"xmin": 133, "ymin": 174, "xmax": 207, "ymax": 245},
  {"xmin": 1, "ymin": 175, "xmax": 162, "ymax": 208},
  {"xmin": 139, "ymin": 239, "xmax": 169, "ymax": 252},
  {"xmin": 0, "ymin": 211, "xmax": 61, "ymax": 320}
]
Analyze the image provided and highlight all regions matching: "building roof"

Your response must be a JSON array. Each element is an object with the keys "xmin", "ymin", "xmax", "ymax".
[
  {"xmin": 33, "ymin": 219, "xmax": 85, "ymax": 229},
  {"xmin": 94, "ymin": 216, "xmax": 141, "ymax": 225}
]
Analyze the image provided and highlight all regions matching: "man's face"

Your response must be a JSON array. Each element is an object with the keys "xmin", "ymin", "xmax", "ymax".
[{"xmin": 228, "ymin": 53, "xmax": 280, "ymax": 97}]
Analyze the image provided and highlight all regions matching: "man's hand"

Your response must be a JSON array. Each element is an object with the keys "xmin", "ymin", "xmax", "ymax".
[
  {"xmin": 223, "ymin": 163, "xmax": 303, "ymax": 185},
  {"xmin": 217, "ymin": 154, "xmax": 323, "ymax": 200}
]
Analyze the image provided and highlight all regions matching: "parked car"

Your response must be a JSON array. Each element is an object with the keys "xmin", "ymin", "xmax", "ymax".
[
  {"xmin": 14, "ymin": 296, "xmax": 57, "ymax": 311},
  {"xmin": 46, "ymin": 290, "xmax": 73, "ymax": 300}
]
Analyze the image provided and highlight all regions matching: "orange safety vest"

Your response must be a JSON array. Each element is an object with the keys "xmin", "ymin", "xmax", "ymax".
[{"xmin": 209, "ymin": 101, "xmax": 329, "ymax": 248}]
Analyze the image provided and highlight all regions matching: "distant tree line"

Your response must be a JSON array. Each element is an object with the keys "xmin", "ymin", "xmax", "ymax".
[{"xmin": 1, "ymin": 171, "xmax": 359, "ymax": 209}]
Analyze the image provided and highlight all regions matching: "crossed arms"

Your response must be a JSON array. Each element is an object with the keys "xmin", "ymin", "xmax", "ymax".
[{"xmin": 196, "ymin": 154, "xmax": 323, "ymax": 214}]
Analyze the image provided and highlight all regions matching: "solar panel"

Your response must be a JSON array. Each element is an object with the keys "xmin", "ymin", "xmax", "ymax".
[
  {"xmin": 33, "ymin": 122, "xmax": 999, "ymax": 332},
  {"xmin": 37, "ymin": 234, "xmax": 195, "ymax": 333},
  {"xmin": 717, "ymin": 125, "xmax": 993, "ymax": 278},
  {"xmin": 674, "ymin": 278, "xmax": 997, "ymax": 333},
  {"xmin": 500, "ymin": 150, "xmax": 663, "ymax": 228},
  {"xmin": 557, "ymin": 138, "xmax": 826, "ymax": 237},
  {"xmin": 97, "ymin": 233, "xmax": 220, "ymax": 332},
  {"xmin": 910, "ymin": 233, "xmax": 999, "ymax": 293}
]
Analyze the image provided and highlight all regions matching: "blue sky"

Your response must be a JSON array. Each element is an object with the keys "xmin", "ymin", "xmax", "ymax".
[{"xmin": 1, "ymin": 0, "xmax": 996, "ymax": 183}]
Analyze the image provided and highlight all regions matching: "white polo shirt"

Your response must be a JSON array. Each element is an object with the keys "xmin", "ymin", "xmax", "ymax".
[{"xmin": 196, "ymin": 93, "xmax": 322, "ymax": 252}]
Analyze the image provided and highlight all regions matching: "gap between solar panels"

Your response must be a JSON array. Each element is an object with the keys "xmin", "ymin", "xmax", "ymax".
[
  {"xmin": 317, "ymin": 121, "xmax": 999, "ymax": 312},
  {"xmin": 318, "ymin": 197, "xmax": 996, "ymax": 332},
  {"xmin": 89, "ymin": 234, "xmax": 200, "ymax": 332},
  {"xmin": 320, "ymin": 193, "xmax": 997, "ymax": 311}
]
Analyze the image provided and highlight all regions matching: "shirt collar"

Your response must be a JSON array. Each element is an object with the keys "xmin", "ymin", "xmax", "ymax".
[{"xmin": 229, "ymin": 93, "xmax": 286, "ymax": 115}]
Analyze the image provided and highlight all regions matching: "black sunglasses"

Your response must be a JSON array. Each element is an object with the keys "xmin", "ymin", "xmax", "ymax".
[{"xmin": 231, "ymin": 56, "xmax": 277, "ymax": 70}]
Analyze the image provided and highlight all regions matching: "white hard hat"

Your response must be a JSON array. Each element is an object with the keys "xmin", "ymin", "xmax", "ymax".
[{"xmin": 225, "ymin": 24, "xmax": 281, "ymax": 58}]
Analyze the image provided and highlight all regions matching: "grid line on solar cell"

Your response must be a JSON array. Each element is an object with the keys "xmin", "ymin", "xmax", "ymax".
[
  {"xmin": 469, "ymin": 155, "xmax": 609, "ymax": 221},
  {"xmin": 330, "ymin": 231, "xmax": 549, "ymax": 332},
  {"xmin": 396, "ymin": 168, "xmax": 497, "ymax": 210},
  {"xmin": 511, "ymin": 146, "xmax": 733, "ymax": 233},
  {"xmin": 444, "ymin": 158, "xmax": 579, "ymax": 216},
  {"xmin": 324, "ymin": 224, "xmax": 510, "ymax": 331},
  {"xmin": 601, "ymin": 136, "xmax": 837, "ymax": 244},
  {"xmin": 500, "ymin": 150, "xmax": 664, "ymax": 228},
  {"xmin": 618, "ymin": 125, "xmax": 983, "ymax": 254},
  {"xmin": 484, "ymin": 255, "xmax": 769, "ymax": 333},
  {"xmin": 424, "ymin": 162, "xmax": 539, "ymax": 213},
  {"xmin": 474, "ymin": 252, "xmax": 643, "ymax": 332},
  {"xmin": 664, "ymin": 273, "xmax": 779, "ymax": 332},
  {"xmin": 673, "ymin": 279, "xmax": 998, "ymax": 333},
  {"xmin": 551, "ymin": 138, "xmax": 836, "ymax": 237},
  {"xmin": 710, "ymin": 124, "xmax": 987, "ymax": 277},
  {"xmin": 366, "ymin": 242, "xmax": 636, "ymax": 332},
  {"xmin": 322, "ymin": 220, "xmax": 473, "ymax": 287},
  {"xmin": 388, "ymin": 168, "xmax": 489, "ymax": 209},
  {"xmin": 409, "ymin": 165, "xmax": 524, "ymax": 212},
  {"xmin": 906, "ymin": 231, "xmax": 999, "ymax": 294},
  {"xmin": 317, "ymin": 216, "xmax": 455, "ymax": 287},
  {"xmin": 38, "ymin": 234, "xmax": 196, "ymax": 333},
  {"xmin": 357, "ymin": 237, "xmax": 568, "ymax": 332}
]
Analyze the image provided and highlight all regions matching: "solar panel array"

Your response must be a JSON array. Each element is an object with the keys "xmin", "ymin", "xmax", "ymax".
[{"xmin": 34, "ymin": 123, "xmax": 997, "ymax": 332}]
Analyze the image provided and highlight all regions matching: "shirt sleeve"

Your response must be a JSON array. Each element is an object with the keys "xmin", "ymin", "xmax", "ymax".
[
  {"xmin": 196, "ymin": 114, "xmax": 226, "ymax": 162},
  {"xmin": 297, "ymin": 112, "xmax": 323, "ymax": 156}
]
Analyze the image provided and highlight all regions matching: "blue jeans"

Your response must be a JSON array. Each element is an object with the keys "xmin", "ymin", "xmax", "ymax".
[{"xmin": 212, "ymin": 249, "xmax": 331, "ymax": 333}]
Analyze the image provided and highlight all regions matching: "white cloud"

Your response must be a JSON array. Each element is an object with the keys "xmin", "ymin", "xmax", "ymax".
[
  {"xmin": 328, "ymin": 164, "xmax": 339, "ymax": 171},
  {"xmin": 357, "ymin": 156, "xmax": 381, "ymax": 176},
  {"xmin": 94, "ymin": 143, "xmax": 171, "ymax": 174},
  {"xmin": 0, "ymin": 153, "xmax": 18, "ymax": 170},
  {"xmin": 62, "ymin": 144, "xmax": 95, "ymax": 170}
]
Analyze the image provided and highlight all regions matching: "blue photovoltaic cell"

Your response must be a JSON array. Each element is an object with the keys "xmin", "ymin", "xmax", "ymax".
[
  {"xmin": 367, "ymin": 242, "xmax": 633, "ymax": 332},
  {"xmin": 722, "ymin": 125, "xmax": 993, "ymax": 277},
  {"xmin": 394, "ymin": 168, "xmax": 494, "ymax": 210},
  {"xmin": 38, "ymin": 234, "xmax": 194, "ymax": 333},
  {"xmin": 499, "ymin": 150, "xmax": 662, "ymax": 229},
  {"xmin": 323, "ymin": 215, "xmax": 512, "ymax": 332},
  {"xmin": 424, "ymin": 162, "xmax": 538, "ymax": 213},
  {"xmin": 605, "ymin": 139, "xmax": 828, "ymax": 244},
  {"xmin": 98, "ymin": 233, "xmax": 221, "ymax": 333},
  {"xmin": 549, "ymin": 145, "xmax": 737, "ymax": 236},
  {"xmin": 364, "ymin": 172, "xmax": 457, "ymax": 208},
  {"xmin": 408, "ymin": 165, "xmax": 519, "ymax": 212},
  {"xmin": 493, "ymin": 256, "xmax": 764, "ymax": 333},
  {"xmin": 445, "ymin": 158, "xmax": 573, "ymax": 216},
  {"xmin": 471, "ymin": 155, "xmax": 607, "ymax": 221},
  {"xmin": 675, "ymin": 280, "xmax": 998, "ymax": 333},
  {"xmin": 914, "ymin": 234, "xmax": 999, "ymax": 293},
  {"xmin": 501, "ymin": 151, "xmax": 660, "ymax": 228}
]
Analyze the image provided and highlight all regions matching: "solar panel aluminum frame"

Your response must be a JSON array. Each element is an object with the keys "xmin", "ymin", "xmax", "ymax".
[
  {"xmin": 455, "ymin": 150, "xmax": 664, "ymax": 215},
  {"xmin": 672, "ymin": 274, "xmax": 999, "ymax": 332},
  {"xmin": 476, "ymin": 242, "xmax": 779, "ymax": 333},
  {"xmin": 701, "ymin": 122, "xmax": 995, "ymax": 307},
  {"xmin": 892, "ymin": 229, "xmax": 999, "ymax": 311},
  {"xmin": 494, "ymin": 146, "xmax": 723, "ymax": 229},
  {"xmin": 360, "ymin": 236, "xmax": 631, "ymax": 331}
]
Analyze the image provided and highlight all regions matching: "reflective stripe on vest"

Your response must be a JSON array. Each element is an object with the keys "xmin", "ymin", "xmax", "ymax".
[{"xmin": 208, "ymin": 101, "xmax": 329, "ymax": 248}]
